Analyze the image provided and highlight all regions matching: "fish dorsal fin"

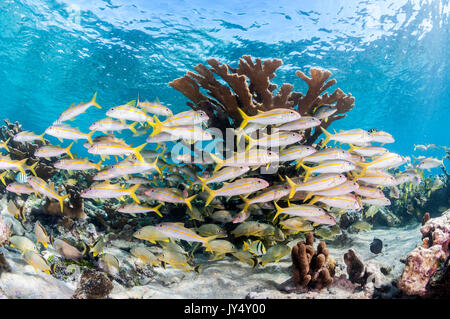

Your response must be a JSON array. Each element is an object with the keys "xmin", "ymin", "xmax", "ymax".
[
  {"xmin": 154, "ymin": 97, "xmax": 161, "ymax": 104},
  {"xmin": 126, "ymin": 100, "xmax": 136, "ymax": 106}
]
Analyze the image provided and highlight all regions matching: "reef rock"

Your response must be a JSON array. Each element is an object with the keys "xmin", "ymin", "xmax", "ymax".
[
  {"xmin": 0, "ymin": 215, "xmax": 9, "ymax": 246},
  {"xmin": 72, "ymin": 268, "xmax": 114, "ymax": 299},
  {"xmin": 398, "ymin": 209, "xmax": 450, "ymax": 297}
]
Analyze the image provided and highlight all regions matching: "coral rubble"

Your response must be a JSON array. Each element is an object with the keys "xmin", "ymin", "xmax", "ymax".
[{"xmin": 72, "ymin": 268, "xmax": 113, "ymax": 299}]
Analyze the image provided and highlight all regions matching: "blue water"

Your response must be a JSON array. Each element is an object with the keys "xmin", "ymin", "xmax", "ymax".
[{"xmin": 0, "ymin": 0, "xmax": 449, "ymax": 158}]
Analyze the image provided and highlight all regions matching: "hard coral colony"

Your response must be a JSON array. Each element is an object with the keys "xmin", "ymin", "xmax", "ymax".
[{"xmin": 0, "ymin": 55, "xmax": 448, "ymax": 299}]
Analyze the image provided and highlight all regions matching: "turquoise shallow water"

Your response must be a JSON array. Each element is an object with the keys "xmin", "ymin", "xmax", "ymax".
[{"xmin": 0, "ymin": 0, "xmax": 449, "ymax": 158}]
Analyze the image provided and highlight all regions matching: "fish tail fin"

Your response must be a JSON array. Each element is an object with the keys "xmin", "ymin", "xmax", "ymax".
[
  {"xmin": 294, "ymin": 158, "xmax": 304, "ymax": 169},
  {"xmin": 348, "ymin": 144, "xmax": 355, "ymax": 154},
  {"xmin": 133, "ymin": 143, "xmax": 147, "ymax": 162},
  {"xmin": 204, "ymin": 184, "xmax": 216, "ymax": 207},
  {"xmin": 300, "ymin": 162, "xmax": 312, "ymax": 182},
  {"xmin": 320, "ymin": 127, "xmax": 332, "ymax": 147},
  {"xmin": 356, "ymin": 162, "xmax": 369, "ymax": 176},
  {"xmin": 2, "ymin": 137, "xmax": 10, "ymax": 152},
  {"xmin": 237, "ymin": 107, "xmax": 250, "ymax": 129},
  {"xmin": 244, "ymin": 134, "xmax": 254, "ymax": 152},
  {"xmin": 208, "ymin": 153, "xmax": 224, "ymax": 173},
  {"xmin": 148, "ymin": 116, "xmax": 162, "ymax": 137},
  {"xmin": 66, "ymin": 142, "xmax": 74, "ymax": 159},
  {"xmin": 28, "ymin": 161, "xmax": 38, "ymax": 177},
  {"xmin": 91, "ymin": 92, "xmax": 101, "ymax": 109},
  {"xmin": 17, "ymin": 159, "xmax": 28, "ymax": 175},
  {"xmin": 39, "ymin": 133, "xmax": 46, "ymax": 143},
  {"xmin": 202, "ymin": 235, "xmax": 218, "ymax": 253},
  {"xmin": 86, "ymin": 130, "xmax": 95, "ymax": 145},
  {"xmin": 285, "ymin": 176, "xmax": 297, "ymax": 199},
  {"xmin": 153, "ymin": 203, "xmax": 163, "ymax": 217},
  {"xmin": 95, "ymin": 159, "xmax": 103, "ymax": 171},
  {"xmin": 308, "ymin": 196, "xmax": 319, "ymax": 205},
  {"xmin": 239, "ymin": 195, "xmax": 250, "ymax": 212},
  {"xmin": 197, "ymin": 175, "xmax": 207, "ymax": 192},
  {"xmin": 127, "ymin": 183, "xmax": 141, "ymax": 204},
  {"xmin": 151, "ymin": 157, "xmax": 162, "ymax": 176},
  {"xmin": 58, "ymin": 194, "xmax": 70, "ymax": 213},
  {"xmin": 272, "ymin": 201, "xmax": 283, "ymax": 222},
  {"xmin": 0, "ymin": 171, "xmax": 7, "ymax": 186},
  {"xmin": 304, "ymin": 192, "xmax": 314, "ymax": 202},
  {"xmin": 242, "ymin": 241, "xmax": 250, "ymax": 251},
  {"xmin": 128, "ymin": 122, "xmax": 138, "ymax": 135},
  {"xmin": 185, "ymin": 194, "xmax": 197, "ymax": 212}
]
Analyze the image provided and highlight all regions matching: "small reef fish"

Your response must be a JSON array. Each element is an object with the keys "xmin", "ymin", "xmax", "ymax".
[
  {"xmin": 240, "ymin": 184, "xmax": 290, "ymax": 211},
  {"xmin": 53, "ymin": 238, "xmax": 83, "ymax": 261},
  {"xmin": 301, "ymin": 147, "xmax": 353, "ymax": 164},
  {"xmin": 90, "ymin": 237, "xmax": 105, "ymax": 257},
  {"xmin": 365, "ymin": 205, "xmax": 380, "ymax": 218},
  {"xmin": 34, "ymin": 221, "xmax": 50, "ymax": 248},
  {"xmin": 106, "ymin": 101, "xmax": 154, "ymax": 124},
  {"xmin": 150, "ymin": 122, "xmax": 213, "ymax": 142},
  {"xmin": 348, "ymin": 144, "xmax": 389, "ymax": 157},
  {"xmin": 237, "ymin": 107, "xmax": 301, "ymax": 130},
  {"xmin": 0, "ymin": 137, "xmax": 10, "ymax": 152},
  {"xmin": 87, "ymin": 140, "xmax": 147, "ymax": 162},
  {"xmin": 370, "ymin": 130, "xmax": 395, "ymax": 144},
  {"xmin": 357, "ymin": 152, "xmax": 404, "ymax": 174},
  {"xmin": 89, "ymin": 118, "xmax": 138, "ymax": 135},
  {"xmin": 154, "ymin": 222, "xmax": 217, "ymax": 252},
  {"xmin": 80, "ymin": 181, "xmax": 141, "ymax": 203},
  {"xmin": 277, "ymin": 116, "xmax": 321, "ymax": 131},
  {"xmin": 231, "ymin": 250, "xmax": 257, "ymax": 268},
  {"xmin": 395, "ymin": 172, "xmax": 422, "ymax": 185},
  {"xmin": 278, "ymin": 145, "xmax": 317, "ymax": 163},
  {"xmin": 279, "ymin": 217, "xmax": 314, "ymax": 232},
  {"xmin": 231, "ymin": 221, "xmax": 275, "ymax": 238},
  {"xmin": 130, "ymin": 246, "xmax": 160, "ymax": 266},
  {"xmin": 186, "ymin": 206, "xmax": 205, "ymax": 222},
  {"xmin": 159, "ymin": 110, "xmax": 208, "ymax": 127},
  {"xmin": 144, "ymin": 187, "xmax": 196, "ymax": 211},
  {"xmin": 118, "ymin": 203, "xmax": 162, "ymax": 217},
  {"xmin": 10, "ymin": 235, "xmax": 38, "ymax": 252},
  {"xmin": 309, "ymin": 194, "xmax": 362, "ymax": 211},
  {"xmin": 34, "ymin": 143, "xmax": 74, "ymax": 159},
  {"xmin": 136, "ymin": 97, "xmax": 173, "ymax": 117},
  {"xmin": 203, "ymin": 177, "xmax": 269, "ymax": 206},
  {"xmin": 27, "ymin": 176, "xmax": 69, "ymax": 212},
  {"xmin": 7, "ymin": 200, "xmax": 26, "ymax": 220},
  {"xmin": 321, "ymin": 128, "xmax": 372, "ymax": 147},
  {"xmin": 352, "ymin": 220, "xmax": 372, "ymax": 232},
  {"xmin": 133, "ymin": 225, "xmax": 169, "ymax": 244},
  {"xmin": 360, "ymin": 197, "xmax": 391, "ymax": 206},
  {"xmin": 6, "ymin": 182, "xmax": 35, "ymax": 194},
  {"xmin": 259, "ymin": 244, "xmax": 291, "ymax": 266},
  {"xmin": 55, "ymin": 92, "xmax": 101, "ymax": 123},
  {"xmin": 303, "ymin": 180, "xmax": 359, "ymax": 201},
  {"xmin": 23, "ymin": 250, "xmax": 51, "ymax": 274},
  {"xmin": 146, "ymin": 132, "xmax": 179, "ymax": 144},
  {"xmin": 417, "ymin": 157, "xmax": 445, "ymax": 170},
  {"xmin": 196, "ymin": 224, "xmax": 227, "ymax": 238},
  {"xmin": 315, "ymin": 226, "xmax": 341, "ymax": 240},
  {"xmin": 210, "ymin": 149, "xmax": 279, "ymax": 172},
  {"xmin": 209, "ymin": 210, "xmax": 234, "ymax": 223},
  {"xmin": 208, "ymin": 240, "xmax": 237, "ymax": 258},
  {"xmin": 54, "ymin": 158, "xmax": 102, "ymax": 171},
  {"xmin": 13, "ymin": 131, "xmax": 46, "ymax": 143},
  {"xmin": 300, "ymin": 160, "xmax": 356, "ymax": 182},
  {"xmin": 0, "ymin": 156, "xmax": 29, "ymax": 175},
  {"xmin": 356, "ymin": 170, "xmax": 397, "ymax": 186},
  {"xmin": 45, "ymin": 124, "xmax": 94, "ymax": 144},
  {"xmin": 243, "ymin": 239, "xmax": 266, "ymax": 256},
  {"xmin": 158, "ymin": 250, "xmax": 199, "ymax": 273},
  {"xmin": 232, "ymin": 209, "xmax": 251, "ymax": 224},
  {"xmin": 99, "ymin": 253, "xmax": 120, "ymax": 276},
  {"xmin": 312, "ymin": 105, "xmax": 337, "ymax": 121},
  {"xmin": 285, "ymin": 173, "xmax": 348, "ymax": 198},
  {"xmin": 272, "ymin": 202, "xmax": 336, "ymax": 225},
  {"xmin": 354, "ymin": 185, "xmax": 385, "ymax": 198},
  {"xmin": 244, "ymin": 131, "xmax": 303, "ymax": 150},
  {"xmin": 15, "ymin": 172, "xmax": 28, "ymax": 183},
  {"xmin": 195, "ymin": 166, "xmax": 250, "ymax": 191}
]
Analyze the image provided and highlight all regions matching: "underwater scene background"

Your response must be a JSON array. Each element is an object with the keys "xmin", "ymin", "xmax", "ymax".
[{"xmin": 0, "ymin": 0, "xmax": 449, "ymax": 299}]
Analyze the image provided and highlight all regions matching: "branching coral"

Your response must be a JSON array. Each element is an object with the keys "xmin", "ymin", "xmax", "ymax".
[
  {"xmin": 291, "ymin": 232, "xmax": 334, "ymax": 290},
  {"xmin": 169, "ymin": 55, "xmax": 354, "ymax": 144}
]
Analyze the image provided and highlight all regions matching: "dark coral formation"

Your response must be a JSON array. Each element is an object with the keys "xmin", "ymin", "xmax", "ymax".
[
  {"xmin": 169, "ymin": 55, "xmax": 354, "ymax": 144},
  {"xmin": 344, "ymin": 249, "xmax": 366, "ymax": 284},
  {"xmin": 291, "ymin": 232, "xmax": 334, "ymax": 290},
  {"xmin": 72, "ymin": 268, "xmax": 113, "ymax": 299}
]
